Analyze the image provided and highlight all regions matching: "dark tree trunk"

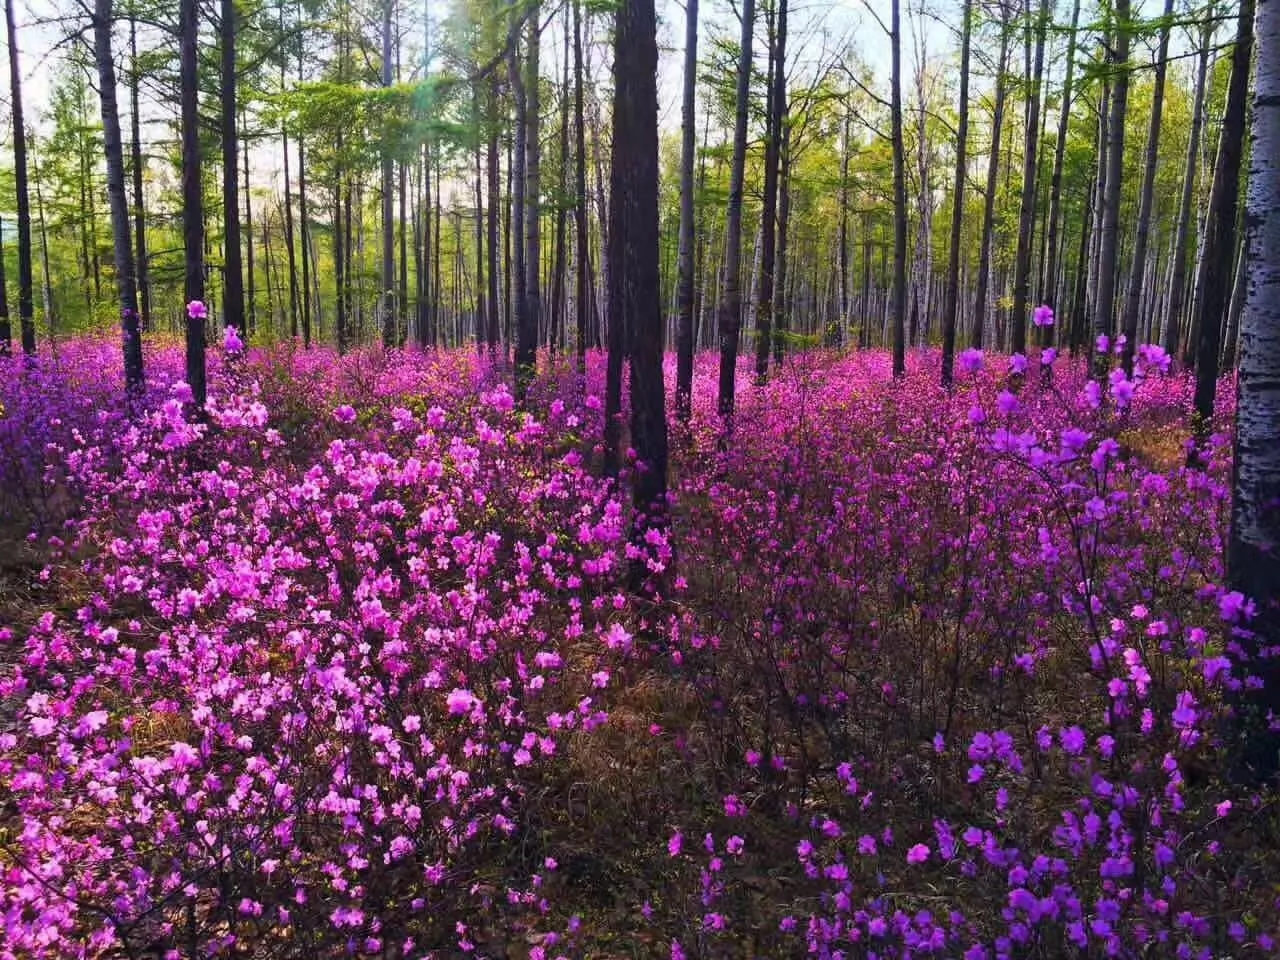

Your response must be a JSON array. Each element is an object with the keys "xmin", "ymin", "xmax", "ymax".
[
  {"xmin": 282, "ymin": 127, "xmax": 301, "ymax": 338},
  {"xmin": 941, "ymin": 0, "xmax": 972, "ymax": 387},
  {"xmin": 474, "ymin": 88, "xmax": 488, "ymax": 350},
  {"xmin": 550, "ymin": 28, "xmax": 570, "ymax": 356},
  {"xmin": 180, "ymin": 0, "xmax": 206, "ymax": 403},
  {"xmin": 95, "ymin": 0, "xmax": 143, "ymax": 393},
  {"xmin": 1010, "ymin": 0, "xmax": 1048, "ymax": 360},
  {"xmin": 6, "ymin": 0, "xmax": 34, "ymax": 356},
  {"xmin": 1120, "ymin": 0, "xmax": 1174, "ymax": 375},
  {"xmin": 675, "ymin": 0, "xmax": 698, "ymax": 417},
  {"xmin": 838, "ymin": 109, "xmax": 851, "ymax": 347},
  {"xmin": 1193, "ymin": 0, "xmax": 1254, "ymax": 431},
  {"xmin": 773, "ymin": 126, "xmax": 792, "ymax": 366},
  {"xmin": 221, "ymin": 0, "xmax": 244, "ymax": 336},
  {"xmin": 1040, "ymin": 0, "xmax": 1080, "ymax": 318},
  {"xmin": 519, "ymin": 1, "xmax": 542, "ymax": 390},
  {"xmin": 509, "ymin": 7, "xmax": 530, "ymax": 382},
  {"xmin": 890, "ymin": 0, "xmax": 907, "ymax": 377},
  {"xmin": 1164, "ymin": 19, "xmax": 1212, "ymax": 358},
  {"xmin": 716, "ymin": 0, "xmax": 755, "ymax": 425},
  {"xmin": 334, "ymin": 177, "xmax": 348, "ymax": 353},
  {"xmin": 0, "ymin": 219, "xmax": 8, "ymax": 355},
  {"xmin": 127, "ymin": 20, "xmax": 151, "ymax": 335},
  {"xmin": 572, "ymin": 0, "xmax": 596, "ymax": 370},
  {"xmin": 244, "ymin": 131, "xmax": 257, "ymax": 336},
  {"xmin": 971, "ymin": 2, "xmax": 1010, "ymax": 349},
  {"xmin": 754, "ymin": 0, "xmax": 787, "ymax": 379},
  {"xmin": 611, "ymin": 0, "xmax": 667, "ymax": 554},
  {"xmin": 487, "ymin": 88, "xmax": 501, "ymax": 353},
  {"xmin": 1092, "ymin": 3, "xmax": 1131, "ymax": 380},
  {"xmin": 380, "ymin": 0, "xmax": 395, "ymax": 348}
]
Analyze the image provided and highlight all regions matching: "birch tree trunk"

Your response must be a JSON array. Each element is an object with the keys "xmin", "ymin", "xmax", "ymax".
[
  {"xmin": 1092, "ymin": 1, "xmax": 1130, "ymax": 380},
  {"xmin": 1229, "ymin": 0, "xmax": 1280, "ymax": 779}
]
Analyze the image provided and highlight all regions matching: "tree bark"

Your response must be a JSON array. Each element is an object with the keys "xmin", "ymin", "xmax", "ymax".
[
  {"xmin": 128, "ymin": 17, "xmax": 150, "ymax": 334},
  {"xmin": 890, "ymin": 0, "xmax": 907, "ymax": 377},
  {"xmin": 94, "ymin": 0, "xmax": 144, "ymax": 393},
  {"xmin": 755, "ymin": 0, "xmax": 787, "ymax": 379},
  {"xmin": 380, "ymin": 0, "xmax": 396, "ymax": 348},
  {"xmin": 518, "ymin": 1, "xmax": 542, "ymax": 391},
  {"xmin": 716, "ymin": 0, "xmax": 755, "ymax": 425},
  {"xmin": 1010, "ymin": 0, "xmax": 1048, "ymax": 360},
  {"xmin": 674, "ymin": 0, "xmax": 698, "ymax": 417},
  {"xmin": 6, "ymin": 0, "xmax": 35, "ymax": 356},
  {"xmin": 180, "ymin": 0, "xmax": 206, "ymax": 403},
  {"xmin": 1120, "ymin": 0, "xmax": 1174, "ymax": 375},
  {"xmin": 971, "ymin": 1, "xmax": 1010, "ymax": 350},
  {"xmin": 1092, "ymin": 1, "xmax": 1130, "ymax": 380},
  {"xmin": 221, "ymin": 0, "xmax": 244, "ymax": 337},
  {"xmin": 1164, "ymin": 19, "xmax": 1213, "ymax": 358},
  {"xmin": 1040, "ymin": 0, "xmax": 1080, "ymax": 323},
  {"xmin": 1193, "ymin": 0, "xmax": 1254, "ymax": 431},
  {"xmin": 1229, "ymin": 0, "xmax": 1280, "ymax": 779},
  {"xmin": 611, "ymin": 0, "xmax": 668, "ymax": 563},
  {"xmin": 941, "ymin": 0, "xmax": 971, "ymax": 387}
]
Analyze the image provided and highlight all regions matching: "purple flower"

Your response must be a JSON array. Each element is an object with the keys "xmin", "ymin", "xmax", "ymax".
[
  {"xmin": 907, "ymin": 843, "xmax": 931, "ymax": 864},
  {"xmin": 1009, "ymin": 353, "xmax": 1028, "ymax": 375},
  {"xmin": 1032, "ymin": 304, "xmax": 1055, "ymax": 327},
  {"xmin": 959, "ymin": 348, "xmax": 984, "ymax": 375},
  {"xmin": 186, "ymin": 299, "xmax": 208, "ymax": 320}
]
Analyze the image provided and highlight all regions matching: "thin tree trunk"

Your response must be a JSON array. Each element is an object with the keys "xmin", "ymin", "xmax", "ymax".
[
  {"xmin": 487, "ymin": 87, "xmax": 501, "ymax": 353},
  {"xmin": 180, "ymin": 0, "xmax": 205, "ymax": 402},
  {"xmin": 380, "ymin": 0, "xmax": 395, "ymax": 347},
  {"xmin": 1193, "ymin": 0, "xmax": 1255, "ymax": 433},
  {"xmin": 519, "ymin": 0, "xmax": 542, "ymax": 390},
  {"xmin": 675, "ymin": 0, "xmax": 698, "ymax": 415},
  {"xmin": 95, "ymin": 0, "xmax": 143, "ymax": 392},
  {"xmin": 1010, "ymin": 0, "xmax": 1048, "ymax": 360},
  {"xmin": 572, "ymin": 0, "xmax": 596, "ymax": 368},
  {"xmin": 1040, "ymin": 0, "xmax": 1080, "ymax": 318},
  {"xmin": 755, "ymin": 0, "xmax": 787, "ymax": 378},
  {"xmin": 1092, "ymin": 2, "xmax": 1130, "ymax": 379},
  {"xmin": 1164, "ymin": 18, "xmax": 1213, "ymax": 358},
  {"xmin": 890, "ymin": 0, "xmax": 907, "ymax": 377},
  {"xmin": 6, "ymin": 0, "xmax": 34, "ymax": 356},
  {"xmin": 0, "ymin": 218, "xmax": 8, "ymax": 354},
  {"xmin": 221, "ymin": 0, "xmax": 244, "ymax": 336},
  {"xmin": 1120, "ymin": 0, "xmax": 1174, "ymax": 375},
  {"xmin": 716, "ymin": 0, "xmax": 755, "ymax": 425},
  {"xmin": 128, "ymin": 17, "xmax": 150, "ymax": 333},
  {"xmin": 971, "ymin": 2, "xmax": 1010, "ymax": 349},
  {"xmin": 550, "ymin": 28, "xmax": 570, "ymax": 356},
  {"xmin": 941, "ymin": 0, "xmax": 971, "ymax": 387},
  {"xmin": 474, "ymin": 88, "xmax": 488, "ymax": 350},
  {"xmin": 773, "ymin": 125, "xmax": 792, "ymax": 367},
  {"xmin": 244, "ymin": 131, "xmax": 257, "ymax": 336},
  {"xmin": 838, "ymin": 108, "xmax": 851, "ymax": 348}
]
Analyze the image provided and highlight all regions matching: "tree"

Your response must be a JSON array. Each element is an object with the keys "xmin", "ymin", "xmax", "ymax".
[
  {"xmin": 1230, "ymin": 0, "xmax": 1280, "ymax": 780},
  {"xmin": 1040, "ymin": 0, "xmax": 1081, "ymax": 319},
  {"xmin": 380, "ymin": 0, "xmax": 395, "ymax": 348},
  {"xmin": 180, "ymin": 0, "xmax": 206, "ymax": 404},
  {"xmin": 1120, "ymin": 0, "xmax": 1175, "ymax": 376},
  {"xmin": 716, "ymin": 0, "xmax": 755, "ymax": 425},
  {"xmin": 755, "ymin": 0, "xmax": 788, "ymax": 380},
  {"xmin": 941, "ymin": 0, "xmax": 972, "ymax": 388},
  {"xmin": 972, "ymin": 0, "xmax": 1011, "ymax": 350},
  {"xmin": 1193, "ymin": 0, "xmax": 1254, "ymax": 431},
  {"xmin": 890, "ymin": 0, "xmax": 906, "ymax": 377},
  {"xmin": 610, "ymin": 0, "xmax": 667, "ymax": 580},
  {"xmin": 675, "ymin": 0, "xmax": 698, "ymax": 420},
  {"xmin": 1009, "ymin": 0, "xmax": 1048, "ymax": 361},
  {"xmin": 6, "ymin": 0, "xmax": 35, "ymax": 357},
  {"xmin": 1092, "ymin": 0, "xmax": 1131, "ymax": 380},
  {"xmin": 1164, "ymin": 13, "xmax": 1213, "ymax": 358},
  {"xmin": 221, "ymin": 0, "xmax": 245, "ymax": 337},
  {"xmin": 93, "ymin": 0, "xmax": 144, "ymax": 394}
]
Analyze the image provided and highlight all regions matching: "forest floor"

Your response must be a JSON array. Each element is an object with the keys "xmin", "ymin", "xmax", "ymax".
[{"xmin": 2, "ymin": 337, "xmax": 1279, "ymax": 959}]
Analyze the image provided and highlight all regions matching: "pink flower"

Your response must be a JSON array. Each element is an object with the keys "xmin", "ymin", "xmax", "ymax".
[
  {"xmin": 186, "ymin": 300, "xmax": 208, "ymax": 320},
  {"xmin": 907, "ymin": 843, "xmax": 931, "ymax": 864},
  {"xmin": 1032, "ymin": 304, "xmax": 1055, "ymax": 326}
]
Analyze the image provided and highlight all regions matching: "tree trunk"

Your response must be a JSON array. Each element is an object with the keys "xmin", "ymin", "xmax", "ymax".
[
  {"xmin": 180, "ymin": 0, "xmax": 206, "ymax": 402},
  {"xmin": 715, "ymin": 0, "xmax": 755, "ymax": 425},
  {"xmin": 675, "ymin": 0, "xmax": 699, "ymax": 418},
  {"xmin": 474, "ymin": 89, "xmax": 487, "ymax": 350},
  {"xmin": 1120, "ymin": 0, "xmax": 1174, "ymax": 375},
  {"xmin": 487, "ymin": 87, "xmax": 501, "ymax": 353},
  {"xmin": 838, "ymin": 109, "xmax": 851, "ymax": 348},
  {"xmin": 773, "ymin": 126, "xmax": 792, "ymax": 366},
  {"xmin": 221, "ymin": 0, "xmax": 244, "ymax": 337},
  {"xmin": 509, "ymin": 6, "xmax": 531, "ymax": 384},
  {"xmin": 0, "ymin": 218, "xmax": 8, "ymax": 355},
  {"xmin": 941, "ymin": 0, "xmax": 971, "ymax": 387},
  {"xmin": 244, "ymin": 130, "xmax": 257, "ymax": 337},
  {"xmin": 971, "ymin": 2, "xmax": 1010, "ymax": 350},
  {"xmin": 334, "ymin": 176, "xmax": 347, "ymax": 354},
  {"xmin": 1221, "ymin": 232, "xmax": 1246, "ymax": 370},
  {"xmin": 5, "ymin": 0, "xmax": 34, "ymax": 356},
  {"xmin": 572, "ymin": 0, "xmax": 597, "ymax": 368},
  {"xmin": 754, "ymin": 0, "xmax": 787, "ymax": 379},
  {"xmin": 380, "ymin": 0, "xmax": 395, "ymax": 347},
  {"xmin": 1009, "ymin": 0, "xmax": 1048, "ymax": 360},
  {"xmin": 1229, "ymin": 0, "xmax": 1280, "ymax": 778},
  {"xmin": 611, "ymin": 0, "xmax": 668, "ymax": 564},
  {"xmin": 1092, "ymin": 1, "xmax": 1130, "ymax": 380},
  {"xmin": 1040, "ymin": 0, "xmax": 1080, "ymax": 319},
  {"xmin": 94, "ymin": 0, "xmax": 143, "ymax": 393},
  {"xmin": 1193, "ymin": 0, "xmax": 1254, "ymax": 432},
  {"xmin": 890, "ymin": 0, "xmax": 907, "ymax": 377},
  {"xmin": 1164, "ymin": 19, "xmax": 1212, "ymax": 358},
  {"xmin": 550, "ymin": 26, "xmax": 570, "ymax": 356},
  {"xmin": 522, "ymin": 2, "xmax": 542, "ymax": 384},
  {"xmin": 128, "ymin": 17, "xmax": 151, "ymax": 334}
]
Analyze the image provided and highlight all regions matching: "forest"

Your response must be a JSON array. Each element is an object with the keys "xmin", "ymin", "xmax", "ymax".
[{"xmin": 1, "ymin": 0, "xmax": 1279, "ymax": 955}]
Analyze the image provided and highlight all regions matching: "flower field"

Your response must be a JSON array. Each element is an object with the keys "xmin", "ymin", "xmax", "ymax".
[{"xmin": 1, "ymin": 337, "xmax": 1277, "ymax": 959}]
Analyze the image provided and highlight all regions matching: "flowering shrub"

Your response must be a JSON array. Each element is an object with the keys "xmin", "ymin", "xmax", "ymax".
[{"xmin": 1, "ymin": 336, "xmax": 1276, "ymax": 959}]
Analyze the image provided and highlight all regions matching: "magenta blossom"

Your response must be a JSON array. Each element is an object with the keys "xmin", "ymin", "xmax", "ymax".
[
  {"xmin": 1032, "ymin": 304, "xmax": 1055, "ymax": 327},
  {"xmin": 186, "ymin": 300, "xmax": 208, "ymax": 320}
]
